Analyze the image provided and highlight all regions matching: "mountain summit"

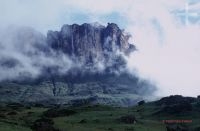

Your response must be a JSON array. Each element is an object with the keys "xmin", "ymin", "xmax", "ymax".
[
  {"xmin": 48, "ymin": 23, "xmax": 134, "ymax": 60},
  {"xmin": 47, "ymin": 23, "xmax": 135, "ymax": 72}
]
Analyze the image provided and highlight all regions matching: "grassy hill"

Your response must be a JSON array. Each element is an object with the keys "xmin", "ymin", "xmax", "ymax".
[{"xmin": 0, "ymin": 95, "xmax": 200, "ymax": 131}]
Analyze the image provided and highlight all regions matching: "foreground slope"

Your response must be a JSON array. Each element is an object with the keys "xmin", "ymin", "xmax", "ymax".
[{"xmin": 0, "ymin": 95, "xmax": 200, "ymax": 131}]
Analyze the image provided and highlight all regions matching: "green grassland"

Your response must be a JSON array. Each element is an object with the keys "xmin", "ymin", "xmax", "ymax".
[{"xmin": 0, "ymin": 96, "xmax": 200, "ymax": 131}]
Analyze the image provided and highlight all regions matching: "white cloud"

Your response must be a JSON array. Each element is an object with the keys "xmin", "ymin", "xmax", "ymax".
[
  {"xmin": 1, "ymin": 0, "xmax": 200, "ymax": 96},
  {"xmin": 125, "ymin": 0, "xmax": 200, "ymax": 97}
]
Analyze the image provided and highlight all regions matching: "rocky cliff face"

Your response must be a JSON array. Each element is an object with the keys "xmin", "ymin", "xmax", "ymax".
[{"xmin": 47, "ymin": 23, "xmax": 135, "ymax": 67}]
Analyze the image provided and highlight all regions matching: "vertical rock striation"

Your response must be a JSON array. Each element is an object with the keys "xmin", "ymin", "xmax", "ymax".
[{"xmin": 47, "ymin": 23, "xmax": 135, "ymax": 67}]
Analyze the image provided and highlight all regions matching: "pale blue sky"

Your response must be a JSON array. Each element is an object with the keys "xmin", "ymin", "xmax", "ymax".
[{"xmin": 0, "ymin": 0, "xmax": 200, "ymax": 33}]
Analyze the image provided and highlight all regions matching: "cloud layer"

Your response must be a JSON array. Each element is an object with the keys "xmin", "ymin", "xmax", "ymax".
[
  {"xmin": 0, "ymin": 26, "xmax": 74, "ymax": 81},
  {"xmin": 1, "ymin": 0, "xmax": 200, "ymax": 96}
]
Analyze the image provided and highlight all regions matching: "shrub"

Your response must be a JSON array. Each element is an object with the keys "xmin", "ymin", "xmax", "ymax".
[
  {"xmin": 118, "ymin": 115, "xmax": 136, "ymax": 124},
  {"xmin": 43, "ymin": 108, "xmax": 76, "ymax": 118},
  {"xmin": 138, "ymin": 100, "xmax": 145, "ymax": 106},
  {"xmin": 161, "ymin": 102, "xmax": 192, "ymax": 114},
  {"xmin": 79, "ymin": 119, "xmax": 87, "ymax": 124},
  {"xmin": 31, "ymin": 118, "xmax": 59, "ymax": 131},
  {"xmin": 7, "ymin": 111, "xmax": 18, "ymax": 115},
  {"xmin": 156, "ymin": 95, "xmax": 196, "ymax": 106},
  {"xmin": 166, "ymin": 124, "xmax": 188, "ymax": 131}
]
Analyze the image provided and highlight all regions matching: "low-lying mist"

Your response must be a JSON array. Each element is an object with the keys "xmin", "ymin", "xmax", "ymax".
[{"xmin": 0, "ymin": 26, "xmax": 74, "ymax": 81}]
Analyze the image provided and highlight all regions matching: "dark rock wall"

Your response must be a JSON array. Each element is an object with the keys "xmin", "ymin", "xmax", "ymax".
[{"xmin": 47, "ymin": 23, "xmax": 135, "ymax": 64}]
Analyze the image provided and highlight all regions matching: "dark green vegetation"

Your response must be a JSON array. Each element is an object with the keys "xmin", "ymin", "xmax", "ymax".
[{"xmin": 0, "ymin": 95, "xmax": 200, "ymax": 131}]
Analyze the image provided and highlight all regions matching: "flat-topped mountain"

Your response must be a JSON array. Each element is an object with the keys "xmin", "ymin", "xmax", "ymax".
[{"xmin": 0, "ymin": 23, "xmax": 154, "ymax": 106}]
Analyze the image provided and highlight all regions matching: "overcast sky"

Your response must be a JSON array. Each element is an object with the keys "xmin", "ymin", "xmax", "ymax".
[{"xmin": 1, "ymin": 0, "xmax": 200, "ymax": 96}]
